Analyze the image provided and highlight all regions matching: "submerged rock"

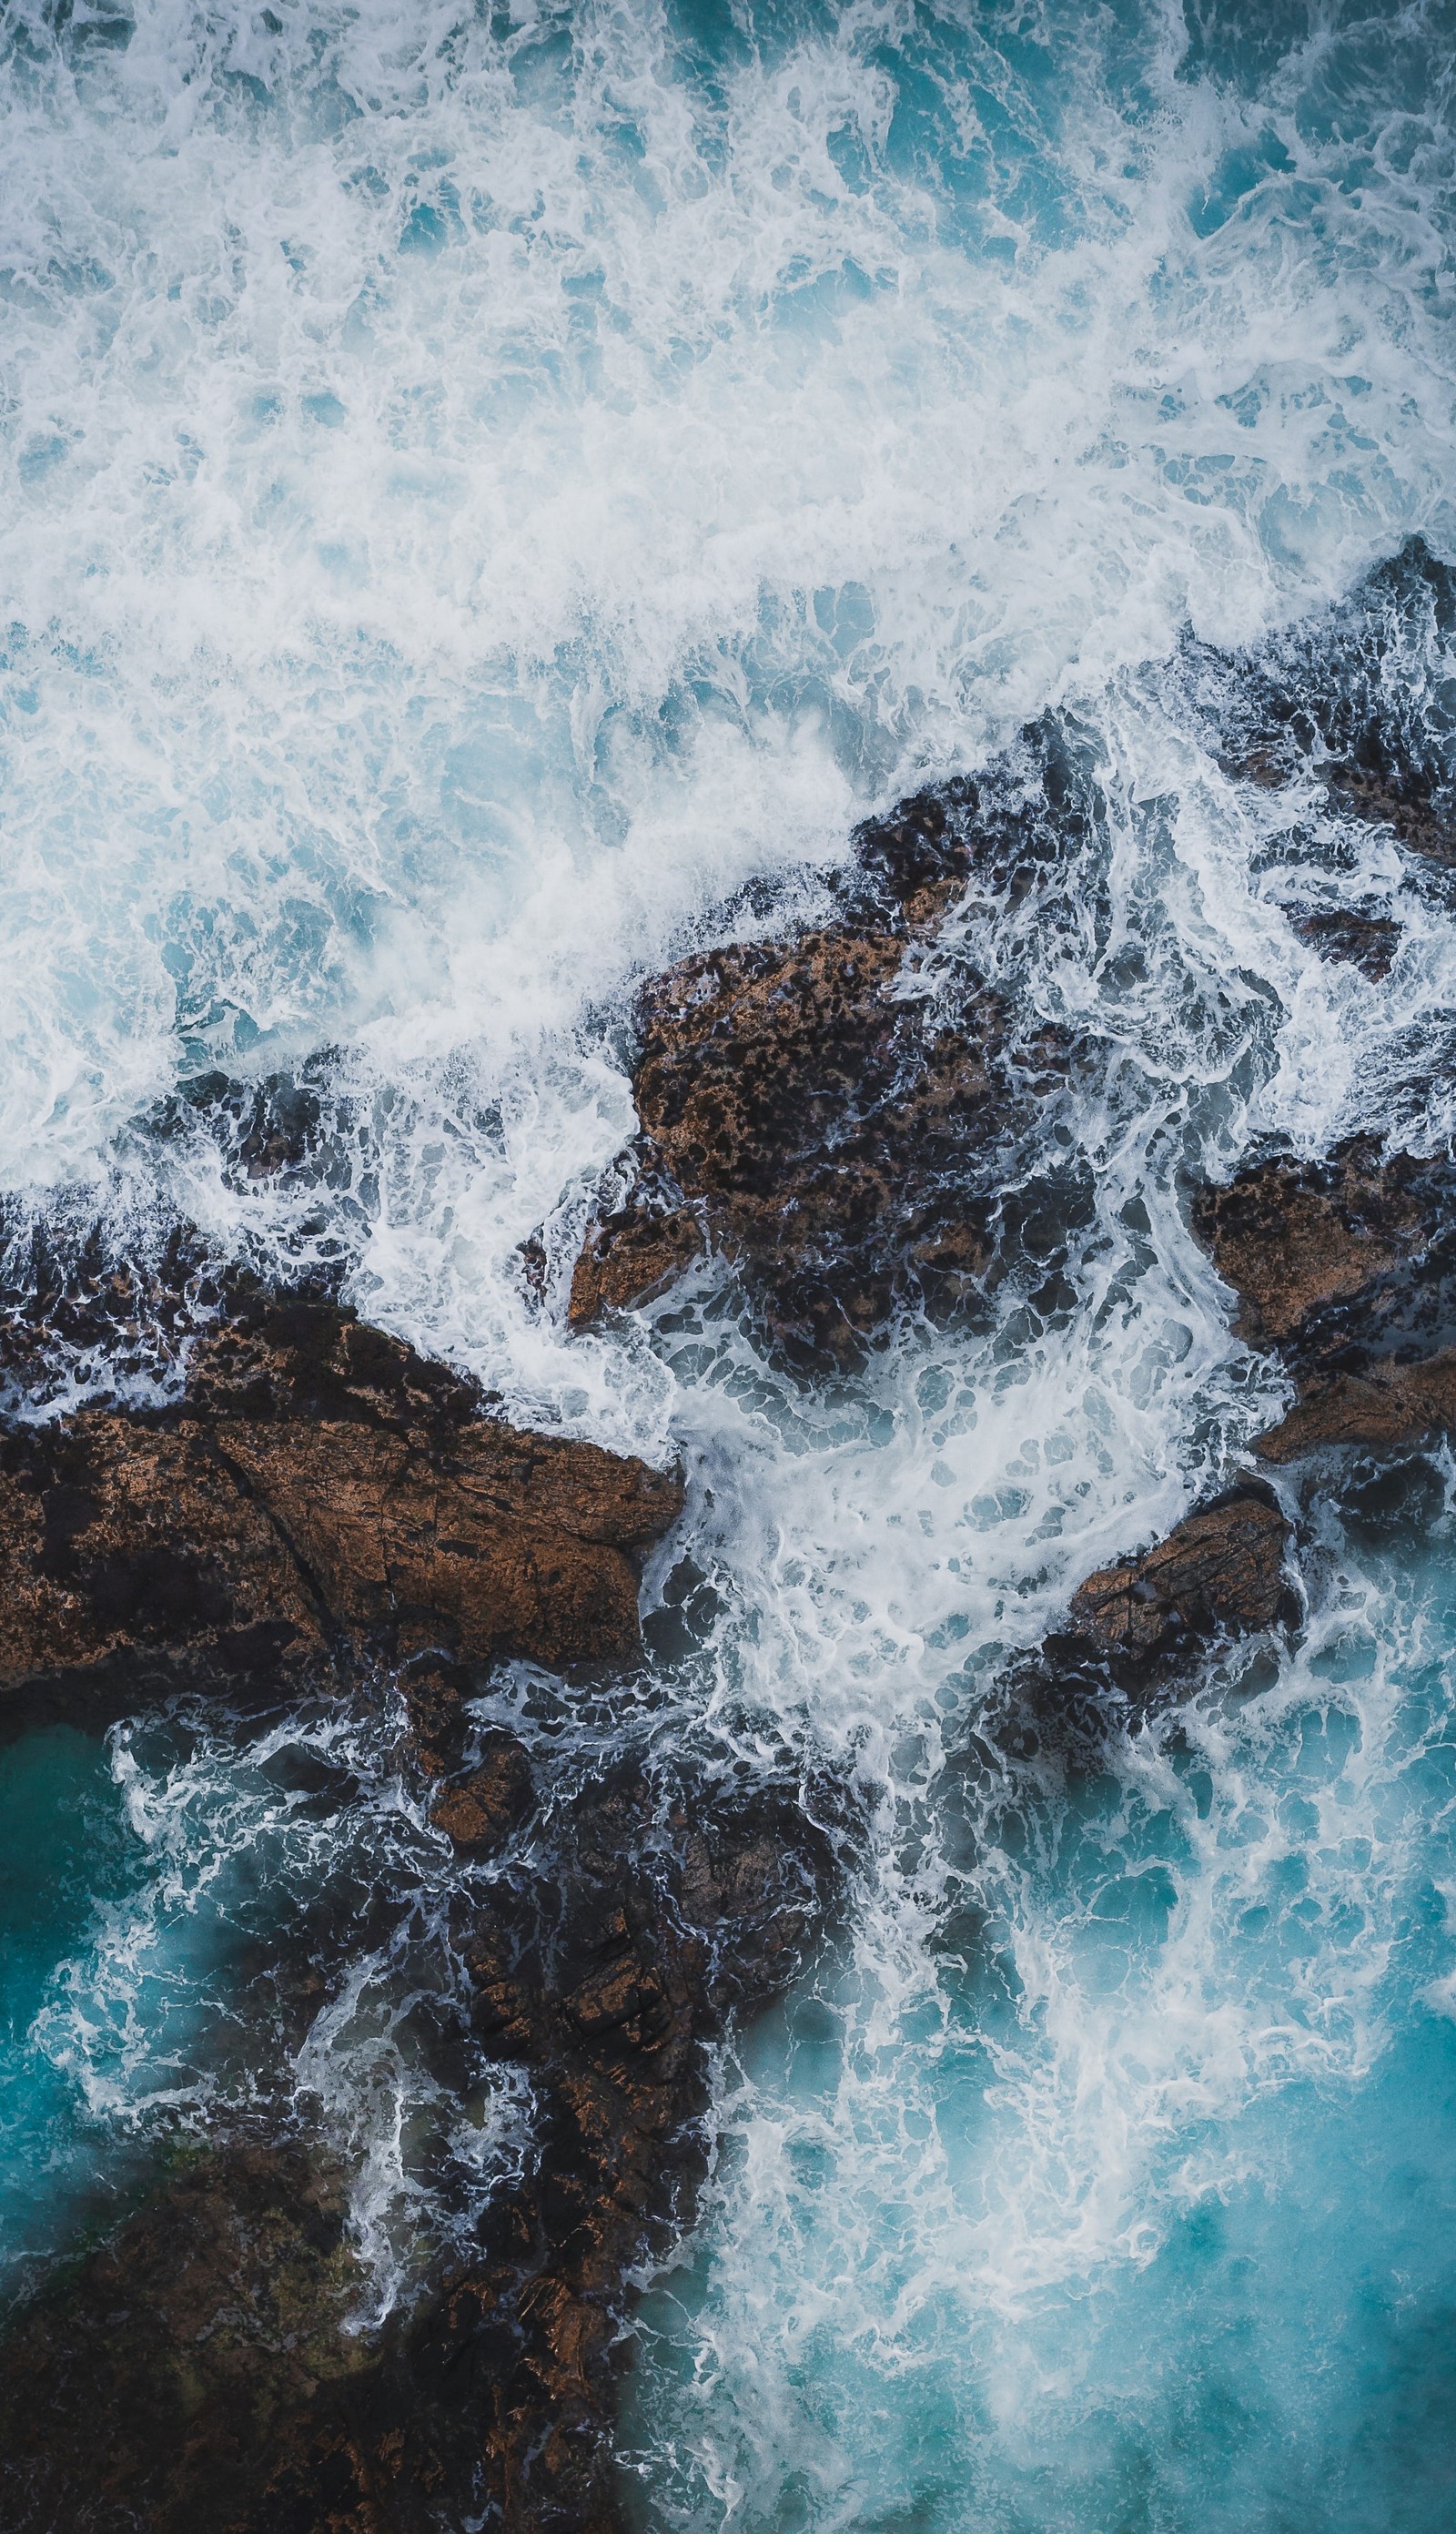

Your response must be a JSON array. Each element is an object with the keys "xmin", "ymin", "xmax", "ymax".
[
  {"xmin": 567, "ymin": 792, "xmax": 1071, "ymax": 1361},
  {"xmin": 0, "ymin": 1749, "xmax": 843, "ymax": 2534},
  {"xmin": 1284, "ymin": 903, "xmax": 1401, "ymax": 980},
  {"xmin": 0, "ymin": 1296, "xmax": 682, "ymax": 1698},
  {"xmin": 0, "ymin": 2144, "xmax": 373, "ymax": 2534},
  {"xmin": 1066, "ymin": 1481, "xmax": 1294, "ymax": 1664}
]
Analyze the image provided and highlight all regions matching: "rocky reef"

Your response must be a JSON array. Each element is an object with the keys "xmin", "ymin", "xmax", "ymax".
[
  {"xmin": 1191, "ymin": 1136, "xmax": 1456, "ymax": 1464},
  {"xmin": 1066, "ymin": 1481, "xmax": 1294, "ymax": 1667},
  {"xmin": 0, "ymin": 1272, "xmax": 849, "ymax": 2531},
  {"xmin": 0, "ymin": 1714, "xmax": 839, "ymax": 2533},
  {"xmin": 566, "ymin": 790, "xmax": 1074, "ymax": 1362},
  {"xmin": 0, "ymin": 1295, "xmax": 682, "ymax": 1699}
]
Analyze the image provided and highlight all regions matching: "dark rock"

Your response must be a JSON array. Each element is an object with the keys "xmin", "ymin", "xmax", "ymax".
[
  {"xmin": 0, "ymin": 1297, "xmax": 682, "ymax": 1698},
  {"xmin": 1213, "ymin": 537, "xmax": 1456, "ymax": 864},
  {"xmin": 1067, "ymin": 1481, "xmax": 1294, "ymax": 1662},
  {"xmin": 1285, "ymin": 904, "xmax": 1401, "ymax": 979},
  {"xmin": 0, "ymin": 2144, "xmax": 372, "ymax": 2534},
  {"xmin": 567, "ymin": 799, "xmax": 1070, "ymax": 1361},
  {"xmin": 1254, "ymin": 1351, "xmax": 1456, "ymax": 1465},
  {"xmin": 1324, "ymin": 762, "xmax": 1456, "ymax": 863},
  {"xmin": 431, "ymin": 1733, "xmax": 535, "ymax": 1852},
  {"xmin": 1193, "ymin": 1130, "xmax": 1456, "ymax": 1462},
  {"xmin": 0, "ymin": 1761, "xmax": 844, "ymax": 2534},
  {"xmin": 1189, "ymin": 1136, "xmax": 1456, "ymax": 1363}
]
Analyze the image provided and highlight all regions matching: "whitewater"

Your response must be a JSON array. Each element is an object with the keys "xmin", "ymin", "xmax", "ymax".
[{"xmin": 4, "ymin": 0, "xmax": 1456, "ymax": 2524}]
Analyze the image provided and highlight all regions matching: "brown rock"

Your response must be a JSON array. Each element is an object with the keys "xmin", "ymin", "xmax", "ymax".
[
  {"xmin": 430, "ymin": 1734, "xmax": 535, "ymax": 1852},
  {"xmin": 0, "ymin": 1767, "xmax": 842, "ymax": 2534},
  {"xmin": 1325, "ymin": 762, "xmax": 1456, "ymax": 862},
  {"xmin": 1254, "ymin": 1350, "xmax": 1456, "ymax": 1463},
  {"xmin": 1068, "ymin": 1483, "xmax": 1293, "ymax": 1661},
  {"xmin": 568, "ymin": 1202, "xmax": 703, "ymax": 1330},
  {"xmin": 567, "ymin": 798, "xmax": 1067, "ymax": 1360},
  {"xmin": 1190, "ymin": 1136, "xmax": 1451, "ymax": 1357},
  {"xmin": 0, "ymin": 1299, "xmax": 682, "ymax": 1698}
]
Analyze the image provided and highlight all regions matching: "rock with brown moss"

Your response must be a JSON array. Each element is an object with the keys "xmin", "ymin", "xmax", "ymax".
[{"xmin": 0, "ymin": 1298, "xmax": 682, "ymax": 1698}]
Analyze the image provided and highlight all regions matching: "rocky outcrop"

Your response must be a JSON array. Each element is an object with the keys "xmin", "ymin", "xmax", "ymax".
[
  {"xmin": 0, "ymin": 1277, "xmax": 837, "ymax": 2532},
  {"xmin": 1067, "ymin": 1482, "xmax": 1293, "ymax": 1662},
  {"xmin": 1253, "ymin": 1352, "xmax": 1456, "ymax": 1465},
  {"xmin": 566, "ymin": 794, "xmax": 1072, "ymax": 1362},
  {"xmin": 1190, "ymin": 1136, "xmax": 1456, "ymax": 1364},
  {"xmin": 0, "ymin": 1296, "xmax": 682, "ymax": 1697},
  {"xmin": 1285, "ymin": 904, "xmax": 1400, "ymax": 980},
  {"xmin": 1192, "ymin": 1136, "xmax": 1456, "ymax": 1462},
  {"xmin": 0, "ymin": 1709, "xmax": 843, "ymax": 2534}
]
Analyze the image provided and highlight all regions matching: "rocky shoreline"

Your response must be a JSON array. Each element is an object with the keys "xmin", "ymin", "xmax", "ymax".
[{"xmin": 6, "ymin": 547, "xmax": 1456, "ymax": 2529}]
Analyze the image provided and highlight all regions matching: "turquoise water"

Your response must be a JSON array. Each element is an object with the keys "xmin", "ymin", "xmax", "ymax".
[{"xmin": 5, "ymin": 0, "xmax": 1456, "ymax": 2522}]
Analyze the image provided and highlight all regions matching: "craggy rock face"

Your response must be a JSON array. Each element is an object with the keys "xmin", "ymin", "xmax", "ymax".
[
  {"xmin": 1192, "ymin": 1137, "xmax": 1456, "ymax": 1463},
  {"xmin": 569, "ymin": 796, "xmax": 1071, "ymax": 1361},
  {"xmin": 1283, "ymin": 905, "xmax": 1401, "ymax": 981},
  {"xmin": 1190, "ymin": 1137, "xmax": 1456, "ymax": 1364},
  {"xmin": 0, "ymin": 1727, "xmax": 843, "ymax": 2534},
  {"xmin": 0, "ymin": 1299, "xmax": 683, "ymax": 1696},
  {"xmin": 1254, "ymin": 1351, "xmax": 1456, "ymax": 1465},
  {"xmin": 1067, "ymin": 1483, "xmax": 1294, "ymax": 1663}
]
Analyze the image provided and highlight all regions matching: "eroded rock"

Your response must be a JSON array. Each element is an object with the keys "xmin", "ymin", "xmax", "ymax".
[
  {"xmin": 0, "ymin": 1297, "xmax": 682, "ymax": 1698},
  {"xmin": 1067, "ymin": 1482, "xmax": 1294, "ymax": 1662},
  {"xmin": 1193, "ymin": 1136, "xmax": 1456, "ymax": 1463},
  {"xmin": 1254, "ymin": 1352, "xmax": 1456, "ymax": 1465},
  {"xmin": 1190, "ymin": 1136, "xmax": 1456, "ymax": 1363},
  {"xmin": 567, "ymin": 794, "xmax": 1071, "ymax": 1360},
  {"xmin": 0, "ymin": 1755, "xmax": 844, "ymax": 2534}
]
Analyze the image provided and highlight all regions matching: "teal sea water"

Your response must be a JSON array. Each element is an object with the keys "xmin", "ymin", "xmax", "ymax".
[{"xmin": 5, "ymin": 0, "xmax": 1456, "ymax": 2523}]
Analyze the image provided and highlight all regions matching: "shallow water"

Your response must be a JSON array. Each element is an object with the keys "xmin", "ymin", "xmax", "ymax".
[{"xmin": 4, "ymin": 0, "xmax": 1456, "ymax": 2523}]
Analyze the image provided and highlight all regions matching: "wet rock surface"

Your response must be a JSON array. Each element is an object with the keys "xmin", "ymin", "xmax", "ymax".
[
  {"xmin": 1283, "ymin": 903, "xmax": 1401, "ymax": 979},
  {"xmin": 1067, "ymin": 1482, "xmax": 1294, "ymax": 1663},
  {"xmin": 567, "ymin": 792, "xmax": 1074, "ymax": 1362},
  {"xmin": 1215, "ymin": 537, "xmax": 1456, "ymax": 867},
  {"xmin": 1192, "ymin": 1135, "xmax": 1456, "ymax": 1461},
  {"xmin": 0, "ymin": 1269, "xmax": 838, "ymax": 2532},
  {"xmin": 0, "ymin": 1727, "xmax": 843, "ymax": 2534},
  {"xmin": 0, "ymin": 1296, "xmax": 682, "ymax": 1698},
  {"xmin": 1190, "ymin": 1136, "xmax": 1456, "ymax": 1365}
]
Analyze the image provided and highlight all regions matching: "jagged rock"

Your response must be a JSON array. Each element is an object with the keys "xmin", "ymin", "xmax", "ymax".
[
  {"xmin": 569, "ymin": 1201, "xmax": 705, "ymax": 1331},
  {"xmin": 568, "ymin": 794, "xmax": 1070, "ymax": 1361},
  {"xmin": 1190, "ymin": 1136, "xmax": 1456, "ymax": 1362},
  {"xmin": 1324, "ymin": 763, "xmax": 1456, "ymax": 863},
  {"xmin": 1193, "ymin": 1135, "xmax": 1456, "ymax": 1462},
  {"xmin": 0, "ymin": 1759, "xmax": 844, "ymax": 2534},
  {"xmin": 1254, "ymin": 1352, "xmax": 1456, "ymax": 1465},
  {"xmin": 0, "ymin": 1297, "xmax": 682, "ymax": 1697},
  {"xmin": 1067, "ymin": 1482, "xmax": 1294, "ymax": 1662},
  {"xmin": 1285, "ymin": 904, "xmax": 1401, "ymax": 979},
  {"xmin": 431, "ymin": 1733, "xmax": 535, "ymax": 1852}
]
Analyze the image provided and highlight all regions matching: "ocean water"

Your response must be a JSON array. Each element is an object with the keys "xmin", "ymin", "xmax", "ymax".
[{"xmin": 4, "ymin": 0, "xmax": 1456, "ymax": 2524}]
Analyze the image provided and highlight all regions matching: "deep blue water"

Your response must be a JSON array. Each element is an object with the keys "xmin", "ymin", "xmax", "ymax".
[{"xmin": 4, "ymin": 1, "xmax": 1456, "ymax": 2524}]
